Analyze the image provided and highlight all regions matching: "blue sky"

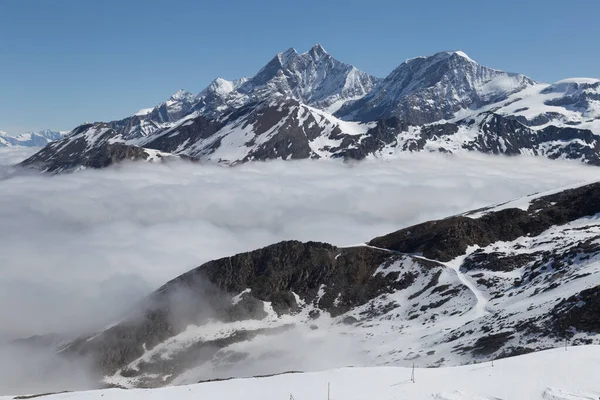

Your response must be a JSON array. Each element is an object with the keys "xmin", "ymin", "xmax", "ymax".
[{"xmin": 1, "ymin": 0, "xmax": 599, "ymax": 134}]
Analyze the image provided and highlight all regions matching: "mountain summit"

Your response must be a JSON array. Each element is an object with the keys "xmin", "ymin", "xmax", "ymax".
[
  {"xmin": 336, "ymin": 50, "xmax": 535, "ymax": 123},
  {"xmin": 233, "ymin": 43, "xmax": 378, "ymax": 110}
]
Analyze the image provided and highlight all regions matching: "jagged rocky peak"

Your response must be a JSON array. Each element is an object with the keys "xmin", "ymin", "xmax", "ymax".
[
  {"xmin": 236, "ymin": 44, "xmax": 378, "ymax": 109},
  {"xmin": 278, "ymin": 47, "xmax": 300, "ymax": 66},
  {"xmin": 279, "ymin": 43, "xmax": 328, "ymax": 65},
  {"xmin": 168, "ymin": 89, "xmax": 195, "ymax": 102},
  {"xmin": 337, "ymin": 50, "xmax": 535, "ymax": 123},
  {"xmin": 205, "ymin": 77, "xmax": 243, "ymax": 97}
]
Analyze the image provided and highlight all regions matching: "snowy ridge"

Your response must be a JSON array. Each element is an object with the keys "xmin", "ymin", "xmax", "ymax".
[{"xmin": 464, "ymin": 180, "xmax": 599, "ymax": 218}]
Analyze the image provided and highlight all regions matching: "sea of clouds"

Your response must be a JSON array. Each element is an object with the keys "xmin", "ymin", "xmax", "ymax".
[
  {"xmin": 2, "ymin": 149, "xmax": 600, "ymax": 340},
  {"xmin": 2, "ymin": 148, "xmax": 600, "ymax": 394}
]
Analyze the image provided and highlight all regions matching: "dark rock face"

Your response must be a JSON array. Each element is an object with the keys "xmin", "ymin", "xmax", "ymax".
[
  {"xmin": 468, "ymin": 332, "xmax": 515, "ymax": 356},
  {"xmin": 143, "ymin": 115, "xmax": 224, "ymax": 154},
  {"xmin": 158, "ymin": 241, "xmax": 399, "ymax": 316},
  {"xmin": 238, "ymin": 100, "xmax": 323, "ymax": 162},
  {"xmin": 463, "ymin": 252, "xmax": 537, "ymax": 272},
  {"xmin": 329, "ymin": 117, "xmax": 407, "ymax": 160},
  {"xmin": 369, "ymin": 182, "xmax": 600, "ymax": 261},
  {"xmin": 63, "ymin": 241, "xmax": 438, "ymax": 379},
  {"xmin": 551, "ymin": 285, "xmax": 600, "ymax": 334}
]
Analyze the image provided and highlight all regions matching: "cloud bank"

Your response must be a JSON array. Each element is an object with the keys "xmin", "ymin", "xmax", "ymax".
[
  {"xmin": 2, "ymin": 149, "xmax": 600, "ymax": 394},
  {"xmin": 2, "ymin": 151, "xmax": 600, "ymax": 339}
]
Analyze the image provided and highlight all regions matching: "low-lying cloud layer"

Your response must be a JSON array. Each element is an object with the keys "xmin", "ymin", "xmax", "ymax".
[
  {"xmin": 2, "ymin": 150, "xmax": 600, "ymax": 394},
  {"xmin": 2, "ymin": 151, "xmax": 600, "ymax": 339}
]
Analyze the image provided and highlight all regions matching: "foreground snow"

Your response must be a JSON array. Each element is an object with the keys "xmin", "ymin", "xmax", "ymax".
[{"xmin": 4, "ymin": 346, "xmax": 599, "ymax": 400}]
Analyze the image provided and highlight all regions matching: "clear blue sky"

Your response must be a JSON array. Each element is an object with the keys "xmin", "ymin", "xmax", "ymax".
[{"xmin": 1, "ymin": 0, "xmax": 599, "ymax": 134}]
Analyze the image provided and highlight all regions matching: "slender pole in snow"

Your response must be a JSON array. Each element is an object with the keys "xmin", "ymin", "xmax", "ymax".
[
  {"xmin": 327, "ymin": 382, "xmax": 330, "ymax": 400},
  {"xmin": 411, "ymin": 363, "xmax": 415, "ymax": 383}
]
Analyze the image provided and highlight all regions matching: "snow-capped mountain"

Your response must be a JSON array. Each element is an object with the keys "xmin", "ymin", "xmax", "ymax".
[
  {"xmin": 77, "ymin": 44, "xmax": 377, "ymax": 143},
  {"xmin": 18, "ymin": 46, "xmax": 600, "ymax": 172},
  {"xmin": 231, "ymin": 44, "xmax": 378, "ymax": 111},
  {"xmin": 53, "ymin": 181, "xmax": 600, "ymax": 389},
  {"xmin": 0, "ymin": 129, "xmax": 65, "ymax": 147},
  {"xmin": 336, "ymin": 50, "xmax": 535, "ymax": 123}
]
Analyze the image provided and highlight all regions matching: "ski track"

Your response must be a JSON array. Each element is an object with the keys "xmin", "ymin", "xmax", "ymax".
[{"xmin": 361, "ymin": 244, "xmax": 490, "ymax": 321}]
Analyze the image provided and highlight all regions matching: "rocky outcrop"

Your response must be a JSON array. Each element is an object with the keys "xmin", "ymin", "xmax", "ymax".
[
  {"xmin": 551, "ymin": 285, "xmax": 600, "ymax": 334},
  {"xmin": 369, "ymin": 182, "xmax": 600, "ymax": 261},
  {"xmin": 63, "ymin": 241, "xmax": 448, "ymax": 380}
]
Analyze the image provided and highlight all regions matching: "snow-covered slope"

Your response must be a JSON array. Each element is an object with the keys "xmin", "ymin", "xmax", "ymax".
[
  {"xmin": 20, "ymin": 47, "xmax": 600, "ymax": 172},
  {"xmin": 0, "ymin": 129, "xmax": 65, "ymax": 147},
  {"xmin": 5, "ymin": 346, "xmax": 599, "ymax": 400},
  {"xmin": 491, "ymin": 78, "xmax": 600, "ymax": 132}
]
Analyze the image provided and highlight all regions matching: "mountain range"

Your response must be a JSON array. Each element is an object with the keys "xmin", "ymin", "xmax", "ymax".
[
  {"xmin": 0, "ymin": 129, "xmax": 65, "ymax": 148},
  {"xmin": 28, "ymin": 180, "xmax": 596, "ymax": 389},
  {"xmin": 17, "ymin": 45, "xmax": 600, "ymax": 173}
]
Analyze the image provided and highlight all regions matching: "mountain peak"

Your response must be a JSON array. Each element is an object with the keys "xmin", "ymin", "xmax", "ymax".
[
  {"xmin": 208, "ymin": 77, "xmax": 236, "ymax": 96},
  {"xmin": 452, "ymin": 50, "xmax": 475, "ymax": 62},
  {"xmin": 278, "ymin": 47, "xmax": 299, "ymax": 66},
  {"xmin": 336, "ymin": 49, "xmax": 534, "ymax": 123},
  {"xmin": 170, "ymin": 89, "xmax": 193, "ymax": 101},
  {"xmin": 407, "ymin": 50, "xmax": 476, "ymax": 65},
  {"xmin": 308, "ymin": 43, "xmax": 328, "ymax": 59}
]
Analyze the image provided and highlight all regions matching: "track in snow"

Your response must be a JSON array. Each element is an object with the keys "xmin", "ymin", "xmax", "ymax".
[
  {"xmin": 433, "ymin": 254, "xmax": 491, "ymax": 319},
  {"xmin": 360, "ymin": 244, "xmax": 490, "ymax": 320}
]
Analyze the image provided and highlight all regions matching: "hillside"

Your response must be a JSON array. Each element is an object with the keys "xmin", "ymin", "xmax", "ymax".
[{"xmin": 45, "ymin": 180, "xmax": 600, "ymax": 389}]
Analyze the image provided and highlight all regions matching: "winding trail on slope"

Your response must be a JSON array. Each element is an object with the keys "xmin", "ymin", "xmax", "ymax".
[
  {"xmin": 359, "ymin": 244, "xmax": 490, "ymax": 319},
  {"xmin": 437, "ymin": 254, "xmax": 491, "ymax": 319}
]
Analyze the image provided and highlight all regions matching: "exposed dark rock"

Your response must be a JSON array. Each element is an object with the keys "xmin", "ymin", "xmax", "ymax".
[
  {"xmin": 551, "ymin": 285, "xmax": 600, "ymax": 334},
  {"xmin": 463, "ymin": 252, "xmax": 537, "ymax": 272},
  {"xmin": 369, "ymin": 182, "xmax": 600, "ymax": 261},
  {"xmin": 61, "ymin": 241, "xmax": 423, "ymax": 379},
  {"xmin": 469, "ymin": 332, "xmax": 514, "ymax": 356}
]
